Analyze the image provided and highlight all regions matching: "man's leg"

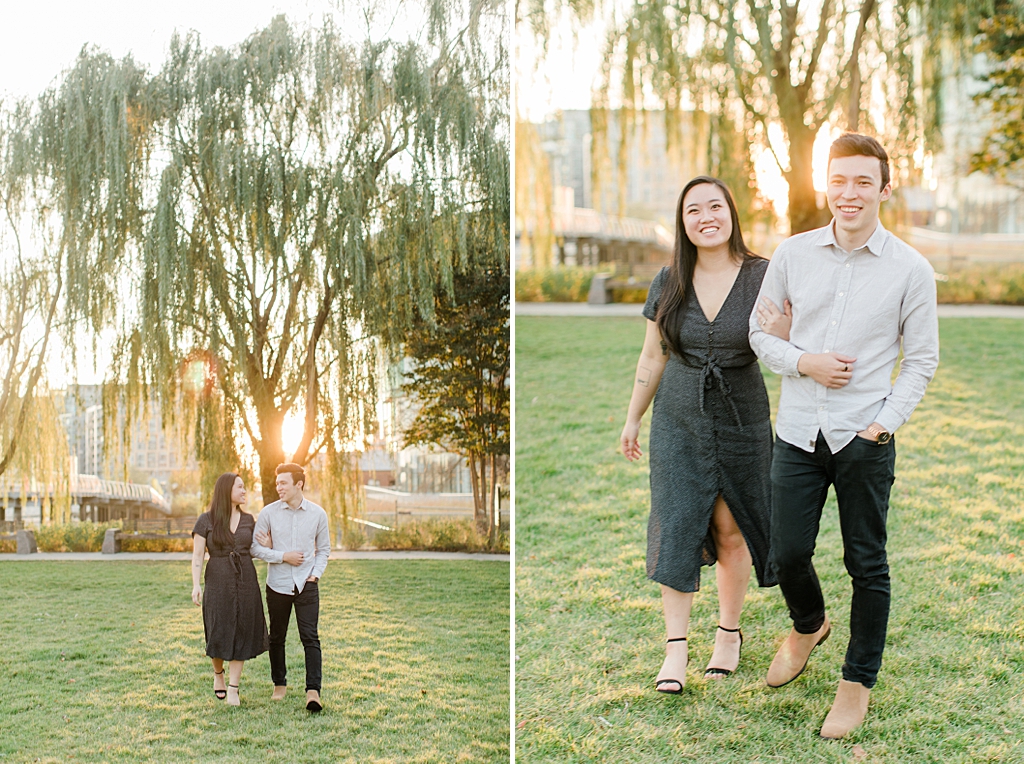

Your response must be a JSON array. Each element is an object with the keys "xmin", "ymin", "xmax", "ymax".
[
  {"xmin": 294, "ymin": 582, "xmax": 322, "ymax": 707},
  {"xmin": 266, "ymin": 586, "xmax": 294, "ymax": 697},
  {"xmin": 766, "ymin": 435, "xmax": 833, "ymax": 686},
  {"xmin": 769, "ymin": 436, "xmax": 832, "ymax": 631},
  {"xmin": 819, "ymin": 435, "xmax": 896, "ymax": 739},
  {"xmin": 834, "ymin": 436, "xmax": 896, "ymax": 686}
]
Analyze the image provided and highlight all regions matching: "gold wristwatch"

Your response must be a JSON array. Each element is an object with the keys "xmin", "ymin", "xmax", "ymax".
[{"xmin": 866, "ymin": 423, "xmax": 890, "ymax": 444}]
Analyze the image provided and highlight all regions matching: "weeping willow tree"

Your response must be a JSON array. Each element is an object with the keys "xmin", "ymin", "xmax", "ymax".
[
  {"xmin": 0, "ymin": 101, "xmax": 71, "ymax": 521},
  {"xmin": 522, "ymin": 0, "xmax": 1004, "ymax": 234},
  {"xmin": 513, "ymin": 118, "xmax": 555, "ymax": 267},
  {"xmin": 17, "ymin": 3, "xmax": 508, "ymax": 511}
]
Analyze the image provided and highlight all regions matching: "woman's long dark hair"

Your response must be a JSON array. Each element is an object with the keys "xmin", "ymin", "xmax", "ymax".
[
  {"xmin": 208, "ymin": 472, "xmax": 243, "ymax": 548},
  {"xmin": 655, "ymin": 176, "xmax": 760, "ymax": 357}
]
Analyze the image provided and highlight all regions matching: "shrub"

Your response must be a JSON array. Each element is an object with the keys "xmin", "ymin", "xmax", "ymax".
[
  {"xmin": 515, "ymin": 267, "xmax": 602, "ymax": 302},
  {"xmin": 34, "ymin": 522, "xmax": 120, "ymax": 552},
  {"xmin": 339, "ymin": 522, "xmax": 368, "ymax": 551},
  {"xmin": 0, "ymin": 538, "xmax": 15, "ymax": 553},
  {"xmin": 936, "ymin": 264, "xmax": 1024, "ymax": 305},
  {"xmin": 120, "ymin": 535, "xmax": 193, "ymax": 552},
  {"xmin": 372, "ymin": 518, "xmax": 508, "ymax": 553}
]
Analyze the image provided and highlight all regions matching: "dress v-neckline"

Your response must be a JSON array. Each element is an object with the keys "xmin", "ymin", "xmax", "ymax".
[{"xmin": 692, "ymin": 259, "xmax": 744, "ymax": 324}]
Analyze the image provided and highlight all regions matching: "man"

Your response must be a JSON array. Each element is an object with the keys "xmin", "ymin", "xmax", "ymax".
[
  {"xmin": 251, "ymin": 463, "xmax": 331, "ymax": 712},
  {"xmin": 749, "ymin": 133, "xmax": 939, "ymax": 739}
]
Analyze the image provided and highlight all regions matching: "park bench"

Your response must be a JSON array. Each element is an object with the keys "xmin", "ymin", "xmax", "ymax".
[{"xmin": 102, "ymin": 518, "xmax": 195, "ymax": 554}]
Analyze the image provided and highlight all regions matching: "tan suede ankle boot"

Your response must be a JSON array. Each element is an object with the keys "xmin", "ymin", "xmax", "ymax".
[{"xmin": 819, "ymin": 679, "xmax": 871, "ymax": 739}]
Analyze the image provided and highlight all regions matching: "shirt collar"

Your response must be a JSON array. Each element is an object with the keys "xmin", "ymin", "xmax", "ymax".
[
  {"xmin": 280, "ymin": 497, "xmax": 307, "ymax": 511},
  {"xmin": 817, "ymin": 220, "xmax": 888, "ymax": 257}
]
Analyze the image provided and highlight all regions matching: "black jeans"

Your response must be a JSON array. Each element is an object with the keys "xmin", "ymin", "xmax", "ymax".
[
  {"xmin": 769, "ymin": 432, "xmax": 896, "ymax": 688},
  {"xmin": 266, "ymin": 583, "xmax": 322, "ymax": 692}
]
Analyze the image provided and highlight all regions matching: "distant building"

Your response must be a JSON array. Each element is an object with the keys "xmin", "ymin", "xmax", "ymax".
[
  {"xmin": 61, "ymin": 385, "xmax": 197, "ymax": 502},
  {"xmin": 901, "ymin": 45, "xmax": 1024, "ymax": 267},
  {"xmin": 538, "ymin": 109, "xmax": 709, "ymax": 227}
]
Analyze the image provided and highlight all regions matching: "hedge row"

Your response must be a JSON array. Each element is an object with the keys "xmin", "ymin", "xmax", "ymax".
[
  {"xmin": 1, "ymin": 519, "xmax": 508, "ymax": 554},
  {"xmin": 516, "ymin": 264, "xmax": 1024, "ymax": 305}
]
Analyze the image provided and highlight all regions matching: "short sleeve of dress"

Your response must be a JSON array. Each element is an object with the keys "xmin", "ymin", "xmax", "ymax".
[
  {"xmin": 191, "ymin": 513, "xmax": 210, "ymax": 539},
  {"xmin": 642, "ymin": 267, "xmax": 669, "ymax": 321}
]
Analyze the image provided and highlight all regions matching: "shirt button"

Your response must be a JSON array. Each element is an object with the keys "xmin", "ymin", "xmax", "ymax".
[
  {"xmin": 846, "ymin": 263, "xmax": 851, "ymax": 268},
  {"xmin": 831, "ymin": 321, "xmax": 836, "ymax": 325},
  {"xmin": 824, "ymin": 348, "xmax": 830, "ymax": 353},
  {"xmin": 838, "ymin": 292, "xmax": 844, "ymax": 296}
]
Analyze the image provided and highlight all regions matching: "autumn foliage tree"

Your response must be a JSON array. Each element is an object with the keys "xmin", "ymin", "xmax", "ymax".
[
  {"xmin": 401, "ymin": 234, "xmax": 509, "ymax": 544},
  {"xmin": 971, "ymin": 3, "xmax": 1024, "ymax": 185}
]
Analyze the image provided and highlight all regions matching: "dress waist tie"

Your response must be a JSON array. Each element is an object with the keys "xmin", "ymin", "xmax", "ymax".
[{"xmin": 699, "ymin": 359, "xmax": 743, "ymax": 426}]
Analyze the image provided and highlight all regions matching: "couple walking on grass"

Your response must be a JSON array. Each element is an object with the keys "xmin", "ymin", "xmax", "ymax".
[
  {"xmin": 621, "ymin": 132, "xmax": 940, "ymax": 739},
  {"xmin": 190, "ymin": 463, "xmax": 331, "ymax": 712}
]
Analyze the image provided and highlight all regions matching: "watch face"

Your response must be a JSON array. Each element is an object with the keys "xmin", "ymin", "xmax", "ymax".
[{"xmin": 876, "ymin": 431, "xmax": 891, "ymax": 444}]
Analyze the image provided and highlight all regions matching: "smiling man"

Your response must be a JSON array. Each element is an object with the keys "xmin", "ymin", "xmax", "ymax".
[
  {"xmin": 749, "ymin": 133, "xmax": 939, "ymax": 739},
  {"xmin": 251, "ymin": 463, "xmax": 331, "ymax": 712}
]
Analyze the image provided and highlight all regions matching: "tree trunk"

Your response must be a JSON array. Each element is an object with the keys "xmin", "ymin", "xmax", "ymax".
[
  {"xmin": 785, "ymin": 122, "xmax": 827, "ymax": 234},
  {"xmin": 846, "ymin": 0, "xmax": 877, "ymax": 132},
  {"xmin": 487, "ymin": 453, "xmax": 497, "ymax": 546},
  {"xmin": 255, "ymin": 406, "xmax": 286, "ymax": 507},
  {"xmin": 468, "ymin": 452, "xmax": 484, "ymax": 532}
]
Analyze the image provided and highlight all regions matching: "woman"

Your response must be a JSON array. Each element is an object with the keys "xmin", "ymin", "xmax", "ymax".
[
  {"xmin": 620, "ymin": 176, "xmax": 785, "ymax": 693},
  {"xmin": 191, "ymin": 473, "xmax": 269, "ymax": 706}
]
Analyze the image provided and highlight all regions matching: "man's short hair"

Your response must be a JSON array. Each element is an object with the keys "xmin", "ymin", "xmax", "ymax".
[
  {"xmin": 828, "ymin": 133, "xmax": 890, "ymax": 190},
  {"xmin": 275, "ymin": 462, "xmax": 306, "ymax": 490}
]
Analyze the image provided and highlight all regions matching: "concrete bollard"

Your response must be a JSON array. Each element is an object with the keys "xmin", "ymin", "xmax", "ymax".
[
  {"xmin": 16, "ymin": 529, "xmax": 37, "ymax": 554},
  {"xmin": 587, "ymin": 273, "xmax": 614, "ymax": 305},
  {"xmin": 101, "ymin": 528, "xmax": 122, "ymax": 554}
]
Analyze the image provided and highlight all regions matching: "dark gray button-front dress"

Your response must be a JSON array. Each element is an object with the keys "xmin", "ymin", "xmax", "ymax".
[
  {"xmin": 192, "ymin": 512, "xmax": 270, "ymax": 660},
  {"xmin": 643, "ymin": 258, "xmax": 776, "ymax": 592}
]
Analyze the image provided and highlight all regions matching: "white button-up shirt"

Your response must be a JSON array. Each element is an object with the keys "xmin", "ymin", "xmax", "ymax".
[
  {"xmin": 251, "ymin": 497, "xmax": 331, "ymax": 595},
  {"xmin": 749, "ymin": 221, "xmax": 939, "ymax": 454}
]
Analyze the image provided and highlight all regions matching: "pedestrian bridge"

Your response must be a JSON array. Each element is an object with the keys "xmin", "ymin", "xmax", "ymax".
[{"xmin": 0, "ymin": 474, "xmax": 170, "ymax": 524}]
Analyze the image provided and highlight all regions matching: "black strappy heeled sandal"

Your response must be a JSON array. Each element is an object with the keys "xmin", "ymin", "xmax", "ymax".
[
  {"xmin": 704, "ymin": 625, "xmax": 743, "ymax": 679},
  {"xmin": 214, "ymin": 669, "xmax": 227, "ymax": 699},
  {"xmin": 655, "ymin": 636, "xmax": 687, "ymax": 694}
]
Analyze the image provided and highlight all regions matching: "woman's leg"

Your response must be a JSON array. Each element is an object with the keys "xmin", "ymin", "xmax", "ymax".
[
  {"xmin": 656, "ymin": 584, "xmax": 694, "ymax": 691},
  {"xmin": 706, "ymin": 495, "xmax": 751, "ymax": 676},
  {"xmin": 212, "ymin": 657, "xmax": 226, "ymax": 697},
  {"xmin": 226, "ymin": 660, "xmax": 244, "ymax": 706}
]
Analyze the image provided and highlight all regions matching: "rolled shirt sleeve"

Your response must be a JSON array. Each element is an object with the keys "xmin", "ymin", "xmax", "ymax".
[
  {"xmin": 311, "ymin": 513, "xmax": 331, "ymax": 581},
  {"xmin": 872, "ymin": 258, "xmax": 940, "ymax": 434}
]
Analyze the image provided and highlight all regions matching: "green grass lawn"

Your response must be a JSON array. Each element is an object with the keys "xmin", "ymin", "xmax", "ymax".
[
  {"xmin": 0, "ymin": 560, "xmax": 509, "ymax": 763},
  {"xmin": 515, "ymin": 316, "xmax": 1024, "ymax": 763}
]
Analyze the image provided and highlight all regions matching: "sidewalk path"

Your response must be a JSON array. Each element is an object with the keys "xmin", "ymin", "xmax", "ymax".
[
  {"xmin": 515, "ymin": 301, "xmax": 1024, "ymax": 319},
  {"xmin": 0, "ymin": 550, "xmax": 509, "ymax": 562}
]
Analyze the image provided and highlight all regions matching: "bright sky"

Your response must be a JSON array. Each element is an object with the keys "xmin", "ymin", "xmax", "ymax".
[{"xmin": 0, "ymin": 1, "xmax": 348, "ymax": 100}]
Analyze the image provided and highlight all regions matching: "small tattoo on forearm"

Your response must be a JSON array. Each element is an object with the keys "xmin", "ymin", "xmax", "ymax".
[
  {"xmin": 638, "ymin": 366, "xmax": 652, "ymax": 387},
  {"xmin": 660, "ymin": 340, "xmax": 668, "ymax": 356}
]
